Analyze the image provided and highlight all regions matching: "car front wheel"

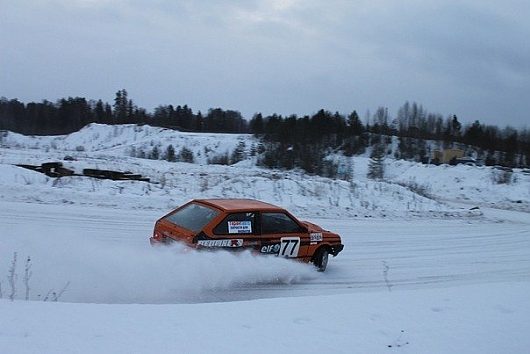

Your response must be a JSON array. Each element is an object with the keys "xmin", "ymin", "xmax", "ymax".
[{"xmin": 313, "ymin": 247, "xmax": 329, "ymax": 272}]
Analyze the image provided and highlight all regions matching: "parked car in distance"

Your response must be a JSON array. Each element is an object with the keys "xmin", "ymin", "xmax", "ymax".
[{"xmin": 150, "ymin": 199, "xmax": 344, "ymax": 271}]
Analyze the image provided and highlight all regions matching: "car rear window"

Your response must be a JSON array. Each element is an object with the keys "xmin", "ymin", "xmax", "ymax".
[{"xmin": 163, "ymin": 202, "xmax": 219, "ymax": 233}]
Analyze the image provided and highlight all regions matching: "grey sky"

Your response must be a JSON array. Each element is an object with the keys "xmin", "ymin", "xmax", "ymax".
[{"xmin": 1, "ymin": 0, "xmax": 529, "ymax": 127}]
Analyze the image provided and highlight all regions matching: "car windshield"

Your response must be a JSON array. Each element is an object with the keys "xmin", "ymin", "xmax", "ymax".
[{"xmin": 163, "ymin": 202, "xmax": 219, "ymax": 233}]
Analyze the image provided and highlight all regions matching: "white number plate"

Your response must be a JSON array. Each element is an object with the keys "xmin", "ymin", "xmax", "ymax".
[{"xmin": 279, "ymin": 237, "xmax": 300, "ymax": 258}]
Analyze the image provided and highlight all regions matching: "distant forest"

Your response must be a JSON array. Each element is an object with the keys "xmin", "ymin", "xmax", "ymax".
[{"xmin": 1, "ymin": 89, "xmax": 529, "ymax": 171}]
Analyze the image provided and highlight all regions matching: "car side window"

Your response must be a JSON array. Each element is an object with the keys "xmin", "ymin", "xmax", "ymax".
[
  {"xmin": 213, "ymin": 212, "xmax": 256, "ymax": 235},
  {"xmin": 261, "ymin": 212, "xmax": 303, "ymax": 234}
]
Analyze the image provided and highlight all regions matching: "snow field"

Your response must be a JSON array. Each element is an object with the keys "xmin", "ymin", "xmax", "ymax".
[
  {"xmin": 2, "ymin": 282, "xmax": 529, "ymax": 354},
  {"xmin": 1, "ymin": 124, "xmax": 529, "ymax": 353}
]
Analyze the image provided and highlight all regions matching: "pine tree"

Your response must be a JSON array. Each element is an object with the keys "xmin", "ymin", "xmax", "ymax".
[
  {"xmin": 94, "ymin": 99, "xmax": 105, "ymax": 123},
  {"xmin": 250, "ymin": 113, "xmax": 264, "ymax": 135},
  {"xmin": 149, "ymin": 145, "xmax": 160, "ymax": 160},
  {"xmin": 231, "ymin": 141, "xmax": 246, "ymax": 164},
  {"xmin": 179, "ymin": 147, "xmax": 194, "ymax": 163},
  {"xmin": 113, "ymin": 89, "xmax": 128, "ymax": 123},
  {"xmin": 368, "ymin": 143, "xmax": 385, "ymax": 180},
  {"xmin": 165, "ymin": 144, "xmax": 176, "ymax": 162},
  {"xmin": 194, "ymin": 111, "xmax": 204, "ymax": 132}
]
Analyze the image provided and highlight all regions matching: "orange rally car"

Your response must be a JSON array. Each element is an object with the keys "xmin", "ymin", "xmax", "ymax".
[{"xmin": 150, "ymin": 199, "xmax": 344, "ymax": 271}]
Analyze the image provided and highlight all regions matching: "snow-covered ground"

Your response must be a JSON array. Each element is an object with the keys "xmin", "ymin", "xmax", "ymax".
[
  {"xmin": 0, "ymin": 124, "xmax": 529, "ymax": 353},
  {"xmin": 3, "ymin": 281, "xmax": 529, "ymax": 354},
  {"xmin": 1, "ymin": 124, "xmax": 528, "ymax": 217}
]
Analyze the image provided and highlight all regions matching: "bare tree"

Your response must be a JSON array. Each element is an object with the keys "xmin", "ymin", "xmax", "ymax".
[
  {"xmin": 24, "ymin": 256, "xmax": 32, "ymax": 301},
  {"xmin": 8, "ymin": 252, "xmax": 17, "ymax": 301}
]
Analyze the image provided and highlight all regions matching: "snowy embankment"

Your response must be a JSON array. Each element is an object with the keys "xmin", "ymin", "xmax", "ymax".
[
  {"xmin": 385, "ymin": 159, "xmax": 530, "ymax": 211},
  {"xmin": 2, "ymin": 123, "xmax": 528, "ymax": 217}
]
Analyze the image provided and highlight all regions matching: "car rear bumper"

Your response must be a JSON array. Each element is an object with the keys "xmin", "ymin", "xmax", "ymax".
[
  {"xmin": 149, "ymin": 236, "xmax": 174, "ymax": 246},
  {"xmin": 149, "ymin": 237, "xmax": 161, "ymax": 246}
]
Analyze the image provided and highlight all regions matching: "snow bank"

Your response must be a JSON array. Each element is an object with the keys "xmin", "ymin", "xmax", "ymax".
[
  {"xmin": 1, "ymin": 123, "xmax": 252, "ymax": 164},
  {"xmin": 385, "ymin": 159, "xmax": 530, "ymax": 211},
  {"xmin": 1, "ymin": 123, "xmax": 528, "ymax": 217}
]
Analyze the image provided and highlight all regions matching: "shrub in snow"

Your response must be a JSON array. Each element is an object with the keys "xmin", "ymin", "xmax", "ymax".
[
  {"xmin": 208, "ymin": 152, "xmax": 229, "ymax": 165},
  {"xmin": 492, "ymin": 169, "xmax": 513, "ymax": 184},
  {"xmin": 382, "ymin": 261, "xmax": 392, "ymax": 292},
  {"xmin": 2, "ymin": 251, "xmax": 69, "ymax": 302},
  {"xmin": 149, "ymin": 146, "xmax": 160, "ymax": 160},
  {"xmin": 231, "ymin": 141, "xmax": 246, "ymax": 164},
  {"xmin": 368, "ymin": 143, "xmax": 385, "ymax": 180},
  {"xmin": 43, "ymin": 281, "xmax": 70, "ymax": 302},
  {"xmin": 257, "ymin": 143, "xmax": 266, "ymax": 154},
  {"xmin": 24, "ymin": 256, "xmax": 32, "ymax": 301},
  {"xmin": 8, "ymin": 252, "xmax": 17, "ymax": 301},
  {"xmin": 76, "ymin": 145, "xmax": 85, "ymax": 152},
  {"xmin": 178, "ymin": 147, "xmax": 194, "ymax": 163},
  {"xmin": 396, "ymin": 180, "xmax": 434, "ymax": 199},
  {"xmin": 165, "ymin": 144, "xmax": 176, "ymax": 162},
  {"xmin": 321, "ymin": 160, "xmax": 339, "ymax": 179}
]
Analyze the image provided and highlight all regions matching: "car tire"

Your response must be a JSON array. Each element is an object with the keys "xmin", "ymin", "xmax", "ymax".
[{"xmin": 313, "ymin": 247, "xmax": 329, "ymax": 272}]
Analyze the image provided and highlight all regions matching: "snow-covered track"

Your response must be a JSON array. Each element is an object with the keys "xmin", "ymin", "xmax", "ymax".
[{"xmin": 1, "ymin": 201, "xmax": 528, "ymax": 304}]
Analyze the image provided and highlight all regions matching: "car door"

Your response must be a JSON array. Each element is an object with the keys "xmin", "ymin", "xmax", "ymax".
[{"xmin": 259, "ymin": 212, "xmax": 309, "ymax": 259}]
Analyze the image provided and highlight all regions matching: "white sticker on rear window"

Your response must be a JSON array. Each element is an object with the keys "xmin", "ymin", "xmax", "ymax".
[{"xmin": 228, "ymin": 221, "xmax": 252, "ymax": 234}]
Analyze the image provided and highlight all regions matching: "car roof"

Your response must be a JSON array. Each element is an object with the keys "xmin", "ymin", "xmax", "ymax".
[{"xmin": 194, "ymin": 198, "xmax": 284, "ymax": 212}]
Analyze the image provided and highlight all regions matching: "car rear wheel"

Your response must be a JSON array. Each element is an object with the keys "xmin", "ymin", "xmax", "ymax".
[{"xmin": 313, "ymin": 247, "xmax": 329, "ymax": 272}]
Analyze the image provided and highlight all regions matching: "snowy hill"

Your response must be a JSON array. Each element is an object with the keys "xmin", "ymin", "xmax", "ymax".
[{"xmin": 1, "ymin": 123, "xmax": 528, "ymax": 217}]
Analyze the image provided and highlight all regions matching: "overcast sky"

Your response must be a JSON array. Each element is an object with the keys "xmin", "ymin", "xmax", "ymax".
[{"xmin": 1, "ymin": 0, "xmax": 529, "ymax": 126}]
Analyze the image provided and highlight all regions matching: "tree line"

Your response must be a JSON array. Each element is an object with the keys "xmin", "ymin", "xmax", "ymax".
[
  {"xmin": 1, "ymin": 91, "xmax": 528, "ymax": 171},
  {"xmin": 0, "ymin": 89, "xmax": 247, "ymax": 135},
  {"xmin": 249, "ymin": 104, "xmax": 530, "ymax": 172}
]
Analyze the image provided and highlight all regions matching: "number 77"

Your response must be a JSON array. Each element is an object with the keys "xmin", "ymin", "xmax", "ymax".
[{"xmin": 279, "ymin": 237, "xmax": 300, "ymax": 257}]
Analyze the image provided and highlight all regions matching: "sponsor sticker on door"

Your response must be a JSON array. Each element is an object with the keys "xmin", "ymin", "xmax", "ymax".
[
  {"xmin": 260, "ymin": 243, "xmax": 281, "ymax": 254},
  {"xmin": 310, "ymin": 232, "xmax": 323, "ymax": 244},
  {"xmin": 228, "ymin": 220, "xmax": 252, "ymax": 234}
]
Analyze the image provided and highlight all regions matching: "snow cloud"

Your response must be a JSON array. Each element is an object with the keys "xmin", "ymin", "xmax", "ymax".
[{"xmin": 0, "ymin": 223, "xmax": 315, "ymax": 304}]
